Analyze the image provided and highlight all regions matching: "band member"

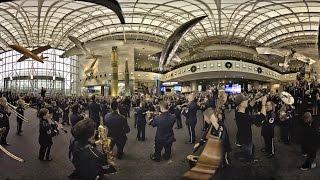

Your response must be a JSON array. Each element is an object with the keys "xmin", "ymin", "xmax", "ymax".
[
  {"xmin": 52, "ymin": 101, "xmax": 62, "ymax": 122},
  {"xmin": 234, "ymin": 94, "xmax": 266, "ymax": 162},
  {"xmin": 104, "ymin": 100, "xmax": 130, "ymax": 159},
  {"xmin": 0, "ymin": 97, "xmax": 11, "ymax": 145},
  {"xmin": 135, "ymin": 102, "xmax": 147, "ymax": 141},
  {"xmin": 89, "ymin": 95, "xmax": 101, "ymax": 128},
  {"xmin": 175, "ymin": 104, "xmax": 182, "ymax": 129},
  {"xmin": 40, "ymin": 87, "xmax": 46, "ymax": 99},
  {"xmin": 182, "ymin": 94, "xmax": 199, "ymax": 144},
  {"xmin": 279, "ymin": 103, "xmax": 294, "ymax": 144},
  {"xmin": 69, "ymin": 118, "xmax": 112, "ymax": 179},
  {"xmin": 261, "ymin": 100, "xmax": 276, "ymax": 158},
  {"xmin": 16, "ymin": 99, "xmax": 25, "ymax": 136},
  {"xmin": 70, "ymin": 104, "xmax": 84, "ymax": 127},
  {"xmin": 300, "ymin": 112, "xmax": 319, "ymax": 170},
  {"xmin": 38, "ymin": 108, "xmax": 58, "ymax": 161},
  {"xmin": 61, "ymin": 100, "xmax": 70, "ymax": 125},
  {"xmin": 101, "ymin": 99, "xmax": 110, "ymax": 120},
  {"xmin": 150, "ymin": 101, "xmax": 176, "ymax": 162}
]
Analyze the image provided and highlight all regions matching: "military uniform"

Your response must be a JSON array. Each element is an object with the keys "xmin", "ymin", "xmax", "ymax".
[
  {"xmin": 261, "ymin": 111, "xmax": 276, "ymax": 156},
  {"xmin": 16, "ymin": 104, "xmax": 24, "ymax": 135},
  {"xmin": 52, "ymin": 105, "xmax": 61, "ymax": 122},
  {"xmin": 182, "ymin": 100, "xmax": 198, "ymax": 143},
  {"xmin": 69, "ymin": 140, "xmax": 108, "ymax": 180},
  {"xmin": 104, "ymin": 111, "xmax": 130, "ymax": 159},
  {"xmin": 150, "ymin": 111, "xmax": 176, "ymax": 161},
  {"xmin": 135, "ymin": 106, "xmax": 147, "ymax": 141},
  {"xmin": 279, "ymin": 105, "xmax": 293, "ymax": 144},
  {"xmin": 70, "ymin": 112, "xmax": 84, "ymax": 127},
  {"xmin": 89, "ymin": 101, "xmax": 101, "ymax": 128},
  {"xmin": 0, "ymin": 106, "xmax": 10, "ymax": 145},
  {"xmin": 38, "ymin": 118, "xmax": 58, "ymax": 160}
]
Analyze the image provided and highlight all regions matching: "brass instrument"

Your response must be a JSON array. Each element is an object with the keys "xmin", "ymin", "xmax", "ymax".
[
  {"xmin": 0, "ymin": 145, "xmax": 25, "ymax": 163},
  {"xmin": 0, "ymin": 126, "xmax": 25, "ymax": 162},
  {"xmin": 96, "ymin": 119, "xmax": 117, "ymax": 169},
  {"xmin": 52, "ymin": 120, "xmax": 68, "ymax": 133},
  {"xmin": 7, "ymin": 103, "xmax": 30, "ymax": 123}
]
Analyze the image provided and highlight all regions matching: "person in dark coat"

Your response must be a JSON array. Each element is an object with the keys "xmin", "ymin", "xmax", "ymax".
[
  {"xmin": 135, "ymin": 102, "xmax": 147, "ymax": 141},
  {"xmin": 16, "ymin": 99, "xmax": 25, "ymax": 136},
  {"xmin": 70, "ymin": 104, "xmax": 84, "ymax": 127},
  {"xmin": 0, "ymin": 97, "xmax": 11, "ymax": 145},
  {"xmin": 174, "ymin": 105, "xmax": 182, "ymax": 129},
  {"xmin": 279, "ymin": 103, "xmax": 294, "ymax": 145},
  {"xmin": 104, "ymin": 100, "xmax": 130, "ymax": 159},
  {"xmin": 40, "ymin": 87, "xmax": 46, "ymax": 99},
  {"xmin": 300, "ymin": 112, "xmax": 320, "ymax": 170},
  {"xmin": 52, "ymin": 101, "xmax": 61, "ymax": 122},
  {"xmin": 61, "ymin": 100, "xmax": 70, "ymax": 125},
  {"xmin": 89, "ymin": 95, "xmax": 101, "ymax": 128},
  {"xmin": 68, "ymin": 118, "xmax": 114, "ymax": 180},
  {"xmin": 100, "ymin": 99, "xmax": 110, "ymax": 120},
  {"xmin": 261, "ymin": 101, "xmax": 276, "ymax": 158},
  {"xmin": 182, "ymin": 94, "xmax": 199, "ymax": 144},
  {"xmin": 149, "ymin": 101, "xmax": 176, "ymax": 162},
  {"xmin": 38, "ymin": 108, "xmax": 58, "ymax": 161},
  {"xmin": 234, "ymin": 94, "xmax": 266, "ymax": 162}
]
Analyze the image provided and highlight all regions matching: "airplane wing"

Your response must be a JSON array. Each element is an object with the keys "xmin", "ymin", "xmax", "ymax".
[
  {"xmin": 17, "ymin": 45, "xmax": 51, "ymax": 62},
  {"xmin": 9, "ymin": 45, "xmax": 44, "ymax": 63},
  {"xmin": 293, "ymin": 53, "xmax": 316, "ymax": 64},
  {"xmin": 68, "ymin": 36, "xmax": 89, "ymax": 55},
  {"xmin": 256, "ymin": 47, "xmax": 291, "ymax": 57}
]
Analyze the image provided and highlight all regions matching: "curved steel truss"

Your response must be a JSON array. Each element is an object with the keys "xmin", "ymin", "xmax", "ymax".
[{"xmin": 0, "ymin": 0, "xmax": 319, "ymax": 53}]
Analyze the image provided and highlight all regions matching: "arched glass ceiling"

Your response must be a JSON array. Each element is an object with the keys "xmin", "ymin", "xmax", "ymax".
[{"xmin": 0, "ymin": 0, "xmax": 319, "ymax": 54}]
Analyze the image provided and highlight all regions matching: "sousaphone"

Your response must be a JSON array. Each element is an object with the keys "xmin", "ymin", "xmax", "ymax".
[{"xmin": 280, "ymin": 91, "xmax": 294, "ymax": 105}]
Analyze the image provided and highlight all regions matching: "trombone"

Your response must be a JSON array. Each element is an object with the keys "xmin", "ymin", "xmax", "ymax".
[{"xmin": 7, "ymin": 103, "xmax": 30, "ymax": 123}]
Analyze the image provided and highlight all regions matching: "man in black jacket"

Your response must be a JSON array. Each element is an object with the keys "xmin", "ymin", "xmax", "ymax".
[
  {"xmin": 150, "ymin": 101, "xmax": 176, "ymax": 162},
  {"xmin": 182, "ymin": 94, "xmax": 199, "ymax": 144},
  {"xmin": 235, "ymin": 93, "xmax": 266, "ymax": 162},
  {"xmin": 135, "ymin": 102, "xmax": 147, "ymax": 141},
  {"xmin": 104, "ymin": 100, "xmax": 130, "ymax": 159},
  {"xmin": 261, "ymin": 101, "xmax": 276, "ymax": 158},
  {"xmin": 0, "ymin": 97, "xmax": 11, "ymax": 145},
  {"xmin": 89, "ymin": 95, "xmax": 101, "ymax": 128},
  {"xmin": 300, "ymin": 112, "xmax": 320, "ymax": 170}
]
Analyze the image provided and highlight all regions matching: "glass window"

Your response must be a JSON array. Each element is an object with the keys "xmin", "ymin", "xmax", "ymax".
[{"xmin": 0, "ymin": 49, "xmax": 78, "ymax": 95}]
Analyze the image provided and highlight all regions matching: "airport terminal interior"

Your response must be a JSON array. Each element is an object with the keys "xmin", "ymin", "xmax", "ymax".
[{"xmin": 1, "ymin": 0, "xmax": 320, "ymax": 180}]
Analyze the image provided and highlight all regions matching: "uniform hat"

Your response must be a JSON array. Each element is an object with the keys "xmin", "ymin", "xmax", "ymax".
[{"xmin": 235, "ymin": 94, "xmax": 249, "ymax": 106}]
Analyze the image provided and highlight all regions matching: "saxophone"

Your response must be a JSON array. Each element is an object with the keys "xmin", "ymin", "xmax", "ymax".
[{"xmin": 96, "ymin": 119, "xmax": 116, "ymax": 167}]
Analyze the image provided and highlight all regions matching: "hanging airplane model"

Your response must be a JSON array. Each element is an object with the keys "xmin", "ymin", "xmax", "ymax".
[
  {"xmin": 256, "ymin": 47, "xmax": 316, "ymax": 69},
  {"xmin": 159, "ymin": 16, "xmax": 207, "ymax": 70},
  {"xmin": 75, "ymin": 0, "xmax": 125, "ymax": 24},
  {"xmin": 8, "ymin": 45, "xmax": 51, "ymax": 63}
]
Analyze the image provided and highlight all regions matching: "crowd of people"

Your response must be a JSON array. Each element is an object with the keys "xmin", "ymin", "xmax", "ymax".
[{"xmin": 0, "ymin": 79, "xmax": 320, "ymax": 179}]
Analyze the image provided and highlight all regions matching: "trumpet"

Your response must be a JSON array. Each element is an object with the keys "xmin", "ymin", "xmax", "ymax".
[{"xmin": 7, "ymin": 103, "xmax": 30, "ymax": 123}]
